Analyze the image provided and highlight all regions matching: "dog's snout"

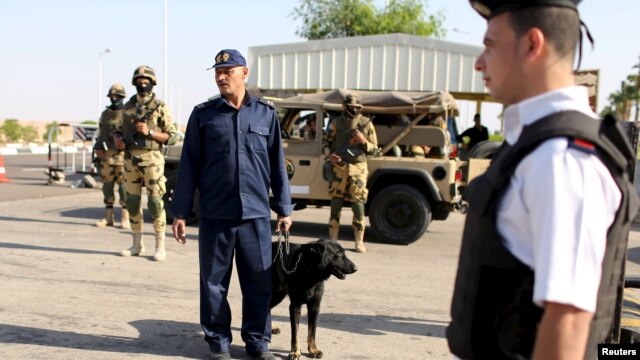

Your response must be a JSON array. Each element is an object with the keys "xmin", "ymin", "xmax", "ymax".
[{"xmin": 346, "ymin": 260, "xmax": 358, "ymax": 274}]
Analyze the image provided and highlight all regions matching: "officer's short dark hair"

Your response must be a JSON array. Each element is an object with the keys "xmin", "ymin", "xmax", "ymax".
[{"xmin": 507, "ymin": 7, "xmax": 580, "ymax": 62}]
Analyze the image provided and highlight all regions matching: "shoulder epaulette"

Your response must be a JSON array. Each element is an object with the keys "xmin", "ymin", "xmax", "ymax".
[
  {"xmin": 258, "ymin": 97, "xmax": 275, "ymax": 109},
  {"xmin": 568, "ymin": 137, "xmax": 597, "ymax": 155},
  {"xmin": 194, "ymin": 99, "xmax": 218, "ymax": 111}
]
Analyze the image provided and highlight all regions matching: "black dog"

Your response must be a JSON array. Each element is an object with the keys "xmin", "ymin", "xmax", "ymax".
[{"xmin": 271, "ymin": 238, "xmax": 357, "ymax": 360}]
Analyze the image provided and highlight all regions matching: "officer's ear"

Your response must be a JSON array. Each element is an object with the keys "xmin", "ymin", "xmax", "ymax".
[
  {"xmin": 242, "ymin": 67, "xmax": 249, "ymax": 80},
  {"xmin": 522, "ymin": 27, "xmax": 545, "ymax": 63}
]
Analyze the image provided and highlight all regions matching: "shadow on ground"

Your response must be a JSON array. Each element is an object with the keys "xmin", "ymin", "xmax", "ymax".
[
  {"xmin": 267, "ymin": 219, "xmax": 405, "ymax": 246},
  {"xmin": 60, "ymin": 207, "xmax": 156, "ymax": 223},
  {"xmin": 271, "ymin": 312, "xmax": 446, "ymax": 338},
  {"xmin": 0, "ymin": 320, "xmax": 286, "ymax": 359},
  {"xmin": 0, "ymin": 241, "xmax": 115, "ymax": 256},
  {"xmin": 0, "ymin": 315, "xmax": 444, "ymax": 359}
]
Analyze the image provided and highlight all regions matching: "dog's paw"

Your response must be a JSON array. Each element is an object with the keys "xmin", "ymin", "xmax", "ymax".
[
  {"xmin": 308, "ymin": 348, "xmax": 323, "ymax": 358},
  {"xmin": 272, "ymin": 325, "xmax": 280, "ymax": 335},
  {"xmin": 287, "ymin": 351, "xmax": 301, "ymax": 360}
]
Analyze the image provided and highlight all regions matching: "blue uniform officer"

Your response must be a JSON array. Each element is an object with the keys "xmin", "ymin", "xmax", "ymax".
[{"xmin": 171, "ymin": 49, "xmax": 293, "ymax": 360}]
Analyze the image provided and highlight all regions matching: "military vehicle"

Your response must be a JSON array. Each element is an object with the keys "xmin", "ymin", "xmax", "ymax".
[{"xmin": 163, "ymin": 89, "xmax": 486, "ymax": 244}]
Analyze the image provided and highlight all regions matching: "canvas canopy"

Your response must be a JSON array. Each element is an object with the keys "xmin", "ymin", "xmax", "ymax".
[{"xmin": 275, "ymin": 89, "xmax": 459, "ymax": 116}]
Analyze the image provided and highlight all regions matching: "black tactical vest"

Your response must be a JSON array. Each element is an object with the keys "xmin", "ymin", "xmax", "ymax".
[
  {"xmin": 447, "ymin": 111, "xmax": 637, "ymax": 360},
  {"xmin": 332, "ymin": 114, "xmax": 371, "ymax": 164},
  {"xmin": 122, "ymin": 94, "xmax": 164, "ymax": 151},
  {"xmin": 98, "ymin": 108, "xmax": 123, "ymax": 149}
]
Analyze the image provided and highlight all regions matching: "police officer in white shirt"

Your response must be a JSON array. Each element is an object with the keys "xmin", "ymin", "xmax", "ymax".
[{"xmin": 447, "ymin": 1, "xmax": 638, "ymax": 359}]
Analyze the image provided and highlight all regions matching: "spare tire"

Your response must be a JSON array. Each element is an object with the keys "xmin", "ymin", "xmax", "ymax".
[{"xmin": 467, "ymin": 140, "xmax": 502, "ymax": 159}]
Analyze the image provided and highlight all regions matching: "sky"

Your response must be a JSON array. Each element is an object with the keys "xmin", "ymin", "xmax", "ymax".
[{"xmin": 0, "ymin": 0, "xmax": 638, "ymax": 133}]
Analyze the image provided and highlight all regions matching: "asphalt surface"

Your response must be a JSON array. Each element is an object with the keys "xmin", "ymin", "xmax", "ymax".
[{"xmin": 1, "ymin": 154, "xmax": 640, "ymax": 359}]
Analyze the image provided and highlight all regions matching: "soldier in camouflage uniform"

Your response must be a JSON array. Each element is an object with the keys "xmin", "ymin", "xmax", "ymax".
[
  {"xmin": 114, "ymin": 65, "xmax": 178, "ymax": 262},
  {"xmin": 94, "ymin": 83, "xmax": 130, "ymax": 229},
  {"xmin": 323, "ymin": 93, "xmax": 378, "ymax": 252},
  {"xmin": 409, "ymin": 116, "xmax": 451, "ymax": 158}
]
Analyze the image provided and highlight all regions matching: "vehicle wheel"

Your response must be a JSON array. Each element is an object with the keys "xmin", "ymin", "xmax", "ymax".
[
  {"xmin": 467, "ymin": 140, "xmax": 502, "ymax": 159},
  {"xmin": 163, "ymin": 170, "xmax": 200, "ymax": 225},
  {"xmin": 369, "ymin": 184, "xmax": 431, "ymax": 245}
]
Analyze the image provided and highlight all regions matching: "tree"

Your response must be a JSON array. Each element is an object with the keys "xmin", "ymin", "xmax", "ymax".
[
  {"xmin": 292, "ymin": 0, "xmax": 445, "ymax": 40},
  {"xmin": 22, "ymin": 125, "xmax": 39, "ymax": 143},
  {"xmin": 600, "ymin": 60, "xmax": 640, "ymax": 121},
  {"xmin": 81, "ymin": 120, "xmax": 97, "ymax": 125},
  {"xmin": 376, "ymin": 0, "xmax": 445, "ymax": 38},
  {"xmin": 44, "ymin": 121, "xmax": 60, "ymax": 142},
  {"xmin": 2, "ymin": 119, "xmax": 23, "ymax": 142}
]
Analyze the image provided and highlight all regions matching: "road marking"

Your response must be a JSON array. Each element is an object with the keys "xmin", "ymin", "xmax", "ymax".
[{"xmin": 22, "ymin": 167, "xmax": 49, "ymax": 172}]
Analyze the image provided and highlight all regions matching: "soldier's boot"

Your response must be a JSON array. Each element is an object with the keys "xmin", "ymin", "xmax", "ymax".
[
  {"xmin": 120, "ymin": 209, "xmax": 131, "ymax": 229},
  {"xmin": 95, "ymin": 207, "xmax": 115, "ymax": 227},
  {"xmin": 152, "ymin": 232, "xmax": 166, "ymax": 262},
  {"xmin": 353, "ymin": 226, "xmax": 366, "ymax": 253},
  {"xmin": 120, "ymin": 233, "xmax": 145, "ymax": 257},
  {"xmin": 329, "ymin": 219, "xmax": 340, "ymax": 241}
]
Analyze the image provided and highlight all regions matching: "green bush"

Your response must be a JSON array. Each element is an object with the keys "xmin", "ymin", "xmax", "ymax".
[
  {"xmin": 2, "ymin": 119, "xmax": 23, "ymax": 142},
  {"xmin": 22, "ymin": 125, "xmax": 39, "ymax": 143}
]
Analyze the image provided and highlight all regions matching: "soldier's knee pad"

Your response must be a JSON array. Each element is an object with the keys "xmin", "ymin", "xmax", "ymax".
[
  {"xmin": 147, "ymin": 195, "xmax": 165, "ymax": 218},
  {"xmin": 102, "ymin": 182, "xmax": 115, "ymax": 198},
  {"xmin": 330, "ymin": 197, "xmax": 344, "ymax": 220},
  {"xmin": 351, "ymin": 201, "xmax": 365, "ymax": 221},
  {"xmin": 126, "ymin": 195, "xmax": 142, "ymax": 216}
]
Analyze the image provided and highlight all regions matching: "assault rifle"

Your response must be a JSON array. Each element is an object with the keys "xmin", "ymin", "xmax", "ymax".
[
  {"xmin": 322, "ymin": 118, "xmax": 371, "ymax": 182},
  {"xmin": 329, "ymin": 118, "xmax": 372, "ymax": 165}
]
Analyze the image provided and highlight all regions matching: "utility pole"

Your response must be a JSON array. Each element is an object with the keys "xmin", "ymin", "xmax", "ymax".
[
  {"xmin": 635, "ymin": 55, "xmax": 639, "ymax": 122},
  {"xmin": 163, "ymin": 0, "xmax": 168, "ymax": 102},
  {"xmin": 97, "ymin": 48, "xmax": 113, "ymax": 115}
]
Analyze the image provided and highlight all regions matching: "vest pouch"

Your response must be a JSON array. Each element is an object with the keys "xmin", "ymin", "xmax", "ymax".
[
  {"xmin": 132, "ymin": 132, "xmax": 147, "ymax": 148},
  {"xmin": 340, "ymin": 148, "xmax": 355, "ymax": 164}
]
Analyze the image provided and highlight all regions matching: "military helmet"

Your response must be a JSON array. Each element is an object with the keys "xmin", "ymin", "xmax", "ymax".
[
  {"xmin": 106, "ymin": 83, "xmax": 126, "ymax": 98},
  {"xmin": 343, "ymin": 93, "xmax": 363, "ymax": 108},
  {"xmin": 131, "ymin": 65, "xmax": 157, "ymax": 86}
]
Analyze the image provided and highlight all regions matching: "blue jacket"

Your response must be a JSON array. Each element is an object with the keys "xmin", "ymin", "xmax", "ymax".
[{"xmin": 172, "ymin": 93, "xmax": 294, "ymax": 220}]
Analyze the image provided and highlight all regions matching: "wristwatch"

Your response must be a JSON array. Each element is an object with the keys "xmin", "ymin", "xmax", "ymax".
[{"xmin": 148, "ymin": 129, "xmax": 155, "ymax": 138}]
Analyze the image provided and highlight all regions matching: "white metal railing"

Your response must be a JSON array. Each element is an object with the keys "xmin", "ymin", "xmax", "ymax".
[{"xmin": 47, "ymin": 123, "xmax": 98, "ymax": 179}]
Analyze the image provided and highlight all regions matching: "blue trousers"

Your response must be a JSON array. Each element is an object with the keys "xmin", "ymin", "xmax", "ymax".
[{"xmin": 198, "ymin": 217, "xmax": 272, "ymax": 354}]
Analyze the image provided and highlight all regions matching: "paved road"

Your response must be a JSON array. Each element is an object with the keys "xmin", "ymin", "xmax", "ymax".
[
  {"xmin": 1, "ymin": 154, "xmax": 640, "ymax": 359},
  {"xmin": 0, "ymin": 153, "xmax": 93, "ymax": 202}
]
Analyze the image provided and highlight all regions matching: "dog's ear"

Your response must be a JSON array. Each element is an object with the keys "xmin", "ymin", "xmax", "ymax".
[{"xmin": 307, "ymin": 241, "xmax": 326, "ymax": 255}]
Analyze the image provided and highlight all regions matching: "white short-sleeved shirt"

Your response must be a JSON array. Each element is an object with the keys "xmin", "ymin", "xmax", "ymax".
[{"xmin": 496, "ymin": 86, "xmax": 621, "ymax": 313}]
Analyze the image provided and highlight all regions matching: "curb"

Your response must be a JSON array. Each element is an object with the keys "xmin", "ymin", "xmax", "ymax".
[{"xmin": 0, "ymin": 145, "xmax": 89, "ymax": 156}]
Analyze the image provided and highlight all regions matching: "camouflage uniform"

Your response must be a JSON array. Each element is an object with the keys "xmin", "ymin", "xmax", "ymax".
[
  {"xmin": 323, "ymin": 95, "xmax": 378, "ymax": 252},
  {"xmin": 94, "ymin": 83, "xmax": 129, "ymax": 229},
  {"xmin": 410, "ymin": 116, "xmax": 450, "ymax": 158},
  {"xmin": 118, "ymin": 65, "xmax": 178, "ymax": 261}
]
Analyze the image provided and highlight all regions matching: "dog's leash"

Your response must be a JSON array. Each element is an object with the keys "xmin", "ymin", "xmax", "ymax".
[{"xmin": 273, "ymin": 229, "xmax": 302, "ymax": 275}]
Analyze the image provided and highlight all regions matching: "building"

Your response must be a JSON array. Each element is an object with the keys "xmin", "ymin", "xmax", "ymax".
[{"xmin": 247, "ymin": 33, "xmax": 491, "ymax": 107}]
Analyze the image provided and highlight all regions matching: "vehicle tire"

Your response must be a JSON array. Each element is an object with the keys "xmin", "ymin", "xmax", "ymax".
[
  {"xmin": 369, "ymin": 184, "xmax": 431, "ymax": 245},
  {"xmin": 467, "ymin": 140, "xmax": 501, "ymax": 159},
  {"xmin": 163, "ymin": 170, "xmax": 200, "ymax": 225}
]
